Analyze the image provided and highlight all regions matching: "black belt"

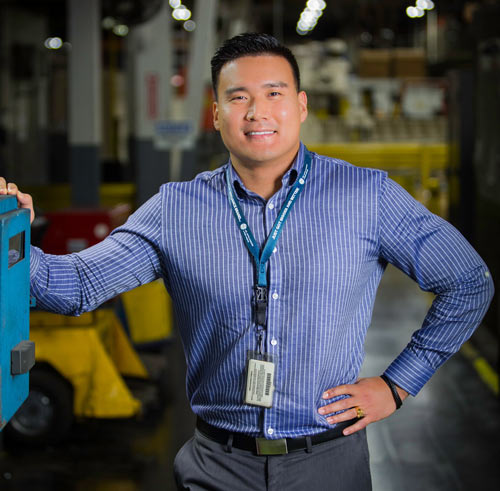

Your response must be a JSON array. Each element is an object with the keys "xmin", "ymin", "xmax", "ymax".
[{"xmin": 196, "ymin": 417, "xmax": 357, "ymax": 455}]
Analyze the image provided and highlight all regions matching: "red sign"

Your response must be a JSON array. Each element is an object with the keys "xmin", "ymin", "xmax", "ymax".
[{"xmin": 146, "ymin": 73, "xmax": 159, "ymax": 120}]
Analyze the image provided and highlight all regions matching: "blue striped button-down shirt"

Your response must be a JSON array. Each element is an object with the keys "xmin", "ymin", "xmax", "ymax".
[{"xmin": 30, "ymin": 143, "xmax": 494, "ymax": 438}]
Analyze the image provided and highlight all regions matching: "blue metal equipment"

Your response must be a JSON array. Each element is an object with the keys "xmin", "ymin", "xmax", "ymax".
[{"xmin": 0, "ymin": 195, "xmax": 35, "ymax": 430}]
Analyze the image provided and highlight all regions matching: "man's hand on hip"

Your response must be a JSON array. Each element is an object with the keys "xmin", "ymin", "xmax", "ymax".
[{"xmin": 318, "ymin": 376, "xmax": 409, "ymax": 435}]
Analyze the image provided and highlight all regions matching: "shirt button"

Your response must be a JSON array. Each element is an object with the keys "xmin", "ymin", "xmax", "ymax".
[
  {"xmin": 272, "ymin": 292, "xmax": 279, "ymax": 300},
  {"xmin": 268, "ymin": 202, "xmax": 275, "ymax": 210},
  {"xmin": 485, "ymin": 271, "xmax": 491, "ymax": 278},
  {"xmin": 267, "ymin": 427, "xmax": 274, "ymax": 435},
  {"xmin": 273, "ymin": 247, "xmax": 277, "ymax": 253},
  {"xmin": 271, "ymin": 338, "xmax": 277, "ymax": 346}
]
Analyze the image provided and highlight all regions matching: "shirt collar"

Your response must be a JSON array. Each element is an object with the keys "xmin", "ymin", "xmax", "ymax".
[{"xmin": 227, "ymin": 142, "xmax": 305, "ymax": 201}]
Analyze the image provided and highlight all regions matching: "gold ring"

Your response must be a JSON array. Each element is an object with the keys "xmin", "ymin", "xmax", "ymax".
[{"xmin": 355, "ymin": 406, "xmax": 365, "ymax": 418}]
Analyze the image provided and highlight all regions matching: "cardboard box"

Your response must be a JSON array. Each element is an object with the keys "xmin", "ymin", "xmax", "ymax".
[
  {"xmin": 357, "ymin": 48, "xmax": 427, "ymax": 79},
  {"xmin": 393, "ymin": 48, "xmax": 427, "ymax": 78},
  {"xmin": 358, "ymin": 50, "xmax": 391, "ymax": 78}
]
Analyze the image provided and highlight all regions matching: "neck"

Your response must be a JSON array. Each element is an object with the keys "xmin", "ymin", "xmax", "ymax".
[{"xmin": 231, "ymin": 156, "xmax": 297, "ymax": 201}]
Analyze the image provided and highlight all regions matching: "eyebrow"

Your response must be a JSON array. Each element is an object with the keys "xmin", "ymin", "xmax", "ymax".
[
  {"xmin": 224, "ymin": 81, "xmax": 289, "ymax": 97},
  {"xmin": 263, "ymin": 81, "xmax": 288, "ymax": 88}
]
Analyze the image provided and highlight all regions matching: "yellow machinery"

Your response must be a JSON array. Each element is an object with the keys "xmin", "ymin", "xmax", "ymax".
[
  {"xmin": 120, "ymin": 278, "xmax": 174, "ymax": 347},
  {"xmin": 30, "ymin": 309, "xmax": 147, "ymax": 419},
  {"xmin": 4, "ymin": 279, "xmax": 173, "ymax": 446}
]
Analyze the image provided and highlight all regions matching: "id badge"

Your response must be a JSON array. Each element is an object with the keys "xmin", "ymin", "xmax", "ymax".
[{"xmin": 244, "ymin": 354, "xmax": 275, "ymax": 408}]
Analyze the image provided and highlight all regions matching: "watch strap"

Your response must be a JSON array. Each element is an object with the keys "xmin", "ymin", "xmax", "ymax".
[{"xmin": 380, "ymin": 374, "xmax": 403, "ymax": 410}]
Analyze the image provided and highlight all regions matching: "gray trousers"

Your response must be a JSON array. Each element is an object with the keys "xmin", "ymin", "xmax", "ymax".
[{"xmin": 174, "ymin": 428, "xmax": 372, "ymax": 490}]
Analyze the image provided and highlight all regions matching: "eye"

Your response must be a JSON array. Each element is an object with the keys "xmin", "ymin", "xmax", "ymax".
[
  {"xmin": 269, "ymin": 91, "xmax": 281, "ymax": 97},
  {"xmin": 230, "ymin": 95, "xmax": 246, "ymax": 101}
]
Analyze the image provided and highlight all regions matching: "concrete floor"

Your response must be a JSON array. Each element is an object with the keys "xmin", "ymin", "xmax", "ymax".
[
  {"xmin": 0, "ymin": 265, "xmax": 498, "ymax": 490},
  {"xmin": 362, "ymin": 266, "xmax": 499, "ymax": 491}
]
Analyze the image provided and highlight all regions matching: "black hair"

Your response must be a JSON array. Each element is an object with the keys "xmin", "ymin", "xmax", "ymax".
[{"xmin": 210, "ymin": 32, "xmax": 301, "ymax": 97}]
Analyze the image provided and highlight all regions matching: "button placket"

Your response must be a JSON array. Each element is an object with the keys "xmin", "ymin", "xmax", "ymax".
[
  {"xmin": 266, "ymin": 220, "xmax": 282, "ymax": 355},
  {"xmin": 261, "ymin": 192, "xmax": 287, "ymax": 438}
]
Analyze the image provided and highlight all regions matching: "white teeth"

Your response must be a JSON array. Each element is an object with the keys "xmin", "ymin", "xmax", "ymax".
[{"xmin": 247, "ymin": 131, "xmax": 274, "ymax": 135}]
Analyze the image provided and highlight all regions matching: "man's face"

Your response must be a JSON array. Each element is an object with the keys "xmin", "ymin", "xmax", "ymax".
[{"xmin": 213, "ymin": 55, "xmax": 308, "ymax": 169}]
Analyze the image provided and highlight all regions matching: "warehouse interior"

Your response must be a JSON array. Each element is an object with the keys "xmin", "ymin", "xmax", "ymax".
[{"xmin": 0, "ymin": 0, "xmax": 499, "ymax": 489}]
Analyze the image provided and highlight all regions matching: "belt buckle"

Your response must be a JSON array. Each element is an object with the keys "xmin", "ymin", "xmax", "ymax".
[{"xmin": 255, "ymin": 437, "xmax": 288, "ymax": 455}]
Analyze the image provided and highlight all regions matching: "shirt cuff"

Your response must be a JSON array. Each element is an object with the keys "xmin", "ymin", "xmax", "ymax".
[{"xmin": 383, "ymin": 347, "xmax": 437, "ymax": 396}]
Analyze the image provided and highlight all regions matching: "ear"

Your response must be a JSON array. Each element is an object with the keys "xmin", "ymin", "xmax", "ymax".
[
  {"xmin": 298, "ymin": 90, "xmax": 308, "ymax": 123},
  {"xmin": 213, "ymin": 101, "xmax": 220, "ymax": 131}
]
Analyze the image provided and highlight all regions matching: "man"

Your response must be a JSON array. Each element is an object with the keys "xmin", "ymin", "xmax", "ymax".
[{"xmin": 0, "ymin": 33, "xmax": 494, "ymax": 490}]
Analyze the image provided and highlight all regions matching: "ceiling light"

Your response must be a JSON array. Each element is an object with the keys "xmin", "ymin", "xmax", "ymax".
[
  {"xmin": 183, "ymin": 20, "xmax": 196, "ymax": 31},
  {"xmin": 173, "ymin": 6, "xmax": 191, "ymax": 21},
  {"xmin": 113, "ymin": 24, "xmax": 129, "ymax": 36},
  {"xmin": 44, "ymin": 37, "xmax": 63, "ymax": 49},
  {"xmin": 102, "ymin": 17, "xmax": 116, "ymax": 30},
  {"xmin": 406, "ymin": 6, "xmax": 418, "ymax": 18},
  {"xmin": 296, "ymin": 1, "xmax": 326, "ymax": 35}
]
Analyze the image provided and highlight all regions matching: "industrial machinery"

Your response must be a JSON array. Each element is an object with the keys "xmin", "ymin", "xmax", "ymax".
[{"xmin": 0, "ymin": 195, "xmax": 35, "ymax": 431}]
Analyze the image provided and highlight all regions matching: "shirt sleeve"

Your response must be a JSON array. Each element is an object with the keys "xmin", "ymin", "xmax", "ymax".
[
  {"xmin": 378, "ymin": 176, "xmax": 494, "ymax": 396},
  {"xmin": 30, "ymin": 192, "xmax": 164, "ymax": 316}
]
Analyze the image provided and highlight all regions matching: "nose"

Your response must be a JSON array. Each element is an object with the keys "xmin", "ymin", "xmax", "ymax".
[{"xmin": 245, "ymin": 97, "xmax": 268, "ymax": 121}]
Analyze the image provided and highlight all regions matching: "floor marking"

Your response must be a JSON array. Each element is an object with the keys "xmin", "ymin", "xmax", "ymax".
[{"xmin": 460, "ymin": 342, "xmax": 499, "ymax": 395}]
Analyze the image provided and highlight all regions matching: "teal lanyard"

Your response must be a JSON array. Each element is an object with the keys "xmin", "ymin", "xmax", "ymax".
[{"xmin": 225, "ymin": 150, "xmax": 311, "ymax": 327}]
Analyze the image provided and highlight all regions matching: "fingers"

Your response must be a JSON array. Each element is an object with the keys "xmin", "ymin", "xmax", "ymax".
[
  {"xmin": 0, "ymin": 177, "xmax": 35, "ymax": 224},
  {"xmin": 319, "ymin": 397, "xmax": 369, "ymax": 436},
  {"xmin": 319, "ymin": 383, "xmax": 358, "ymax": 417},
  {"xmin": 0, "ymin": 176, "xmax": 8, "ymax": 194},
  {"xmin": 0, "ymin": 178, "xmax": 18, "ymax": 195},
  {"xmin": 322, "ymin": 384, "xmax": 353, "ymax": 400},
  {"xmin": 325, "ymin": 406, "xmax": 359, "ymax": 425},
  {"xmin": 319, "ymin": 376, "xmax": 400, "ymax": 436},
  {"xmin": 318, "ymin": 395, "xmax": 355, "ymax": 416},
  {"xmin": 320, "ymin": 399, "xmax": 371, "ymax": 436},
  {"xmin": 8, "ymin": 182, "xmax": 18, "ymax": 194},
  {"xmin": 342, "ymin": 417, "xmax": 369, "ymax": 436}
]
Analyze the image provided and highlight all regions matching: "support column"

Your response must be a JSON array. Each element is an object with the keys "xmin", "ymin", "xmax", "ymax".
[
  {"xmin": 68, "ymin": 0, "xmax": 101, "ymax": 207},
  {"xmin": 129, "ymin": 1, "xmax": 172, "ymax": 206},
  {"xmin": 179, "ymin": 0, "xmax": 218, "ymax": 182}
]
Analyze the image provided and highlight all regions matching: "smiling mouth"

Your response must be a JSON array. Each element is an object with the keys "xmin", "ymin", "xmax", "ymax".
[{"xmin": 245, "ymin": 130, "xmax": 277, "ymax": 136}]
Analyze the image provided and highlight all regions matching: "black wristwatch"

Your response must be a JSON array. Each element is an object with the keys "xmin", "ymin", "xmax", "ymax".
[{"xmin": 380, "ymin": 374, "xmax": 403, "ymax": 410}]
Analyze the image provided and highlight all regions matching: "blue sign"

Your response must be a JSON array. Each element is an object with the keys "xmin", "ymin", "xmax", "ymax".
[{"xmin": 155, "ymin": 120, "xmax": 193, "ymax": 137}]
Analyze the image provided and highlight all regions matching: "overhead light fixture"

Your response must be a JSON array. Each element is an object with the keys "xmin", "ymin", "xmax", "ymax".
[
  {"xmin": 44, "ymin": 37, "xmax": 63, "ymax": 49},
  {"xmin": 417, "ymin": 0, "xmax": 435, "ymax": 9},
  {"xmin": 183, "ymin": 20, "xmax": 196, "ymax": 32},
  {"xmin": 296, "ymin": 1, "xmax": 326, "ymax": 35},
  {"xmin": 102, "ymin": 17, "xmax": 116, "ymax": 30},
  {"xmin": 113, "ymin": 24, "xmax": 129, "ymax": 37},
  {"xmin": 172, "ymin": 6, "xmax": 191, "ymax": 21},
  {"xmin": 306, "ymin": 0, "xmax": 326, "ymax": 10},
  {"xmin": 407, "ymin": 0, "xmax": 435, "ymax": 19}
]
